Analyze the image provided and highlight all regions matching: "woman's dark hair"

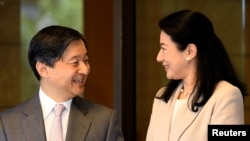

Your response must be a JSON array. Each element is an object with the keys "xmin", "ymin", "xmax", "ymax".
[
  {"xmin": 28, "ymin": 25, "xmax": 87, "ymax": 80},
  {"xmin": 158, "ymin": 10, "xmax": 247, "ymax": 112}
]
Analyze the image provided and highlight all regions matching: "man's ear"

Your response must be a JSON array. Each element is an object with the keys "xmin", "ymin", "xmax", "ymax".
[
  {"xmin": 185, "ymin": 43, "xmax": 197, "ymax": 61},
  {"xmin": 36, "ymin": 61, "xmax": 49, "ymax": 77}
]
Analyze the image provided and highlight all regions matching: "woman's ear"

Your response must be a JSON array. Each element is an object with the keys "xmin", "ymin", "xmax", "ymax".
[
  {"xmin": 36, "ymin": 61, "xmax": 49, "ymax": 77},
  {"xmin": 185, "ymin": 43, "xmax": 197, "ymax": 61}
]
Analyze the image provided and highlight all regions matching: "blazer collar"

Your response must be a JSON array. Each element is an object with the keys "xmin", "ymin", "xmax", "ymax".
[
  {"xmin": 20, "ymin": 94, "xmax": 91, "ymax": 141},
  {"xmin": 65, "ymin": 96, "xmax": 91, "ymax": 141},
  {"xmin": 21, "ymin": 93, "xmax": 46, "ymax": 141},
  {"xmin": 169, "ymin": 84, "xmax": 202, "ymax": 140}
]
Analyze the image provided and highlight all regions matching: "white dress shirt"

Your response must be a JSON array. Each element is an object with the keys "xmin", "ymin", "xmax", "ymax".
[{"xmin": 39, "ymin": 87, "xmax": 72, "ymax": 141}]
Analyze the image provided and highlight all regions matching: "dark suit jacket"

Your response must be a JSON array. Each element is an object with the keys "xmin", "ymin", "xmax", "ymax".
[{"xmin": 0, "ymin": 94, "xmax": 124, "ymax": 141}]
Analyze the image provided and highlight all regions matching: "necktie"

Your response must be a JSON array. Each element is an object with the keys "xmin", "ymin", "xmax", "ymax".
[{"xmin": 49, "ymin": 104, "xmax": 65, "ymax": 141}]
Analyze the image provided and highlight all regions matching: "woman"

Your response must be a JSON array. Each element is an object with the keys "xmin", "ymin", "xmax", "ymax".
[{"xmin": 146, "ymin": 10, "xmax": 247, "ymax": 141}]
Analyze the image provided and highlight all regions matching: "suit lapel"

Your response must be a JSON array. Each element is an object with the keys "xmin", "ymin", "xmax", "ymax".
[
  {"xmin": 66, "ymin": 97, "xmax": 91, "ymax": 141},
  {"xmin": 21, "ymin": 94, "xmax": 46, "ymax": 141},
  {"xmin": 155, "ymin": 85, "xmax": 183, "ymax": 140},
  {"xmin": 165, "ymin": 93, "xmax": 176, "ymax": 138},
  {"xmin": 170, "ymin": 87, "xmax": 202, "ymax": 140}
]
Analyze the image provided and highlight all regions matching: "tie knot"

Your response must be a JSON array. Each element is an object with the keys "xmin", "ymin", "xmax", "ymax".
[{"xmin": 53, "ymin": 104, "xmax": 65, "ymax": 117}]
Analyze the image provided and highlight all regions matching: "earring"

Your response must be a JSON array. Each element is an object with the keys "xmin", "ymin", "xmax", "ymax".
[{"xmin": 186, "ymin": 57, "xmax": 190, "ymax": 61}]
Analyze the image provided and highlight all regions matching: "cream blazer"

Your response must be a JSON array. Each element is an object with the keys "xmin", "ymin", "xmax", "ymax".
[{"xmin": 146, "ymin": 81, "xmax": 244, "ymax": 141}]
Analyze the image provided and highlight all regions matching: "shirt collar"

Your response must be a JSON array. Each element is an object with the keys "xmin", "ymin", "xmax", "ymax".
[{"xmin": 39, "ymin": 87, "xmax": 72, "ymax": 119}]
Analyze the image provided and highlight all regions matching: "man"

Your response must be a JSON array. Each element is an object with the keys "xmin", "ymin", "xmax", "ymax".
[{"xmin": 0, "ymin": 25, "xmax": 124, "ymax": 141}]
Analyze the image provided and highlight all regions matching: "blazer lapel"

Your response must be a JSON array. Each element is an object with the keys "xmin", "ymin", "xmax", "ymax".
[
  {"xmin": 165, "ymin": 93, "xmax": 177, "ymax": 138},
  {"xmin": 154, "ymin": 85, "xmax": 182, "ymax": 140},
  {"xmin": 170, "ymin": 87, "xmax": 202, "ymax": 140},
  {"xmin": 66, "ymin": 97, "xmax": 91, "ymax": 141},
  {"xmin": 21, "ymin": 94, "xmax": 46, "ymax": 141}
]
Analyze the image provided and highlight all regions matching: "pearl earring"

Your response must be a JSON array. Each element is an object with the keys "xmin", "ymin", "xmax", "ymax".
[{"xmin": 186, "ymin": 57, "xmax": 190, "ymax": 61}]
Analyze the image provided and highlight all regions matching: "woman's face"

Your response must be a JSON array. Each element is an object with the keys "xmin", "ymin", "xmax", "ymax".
[{"xmin": 157, "ymin": 31, "xmax": 189, "ymax": 80}]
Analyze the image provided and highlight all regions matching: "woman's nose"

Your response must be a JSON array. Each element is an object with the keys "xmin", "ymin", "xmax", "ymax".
[{"xmin": 156, "ymin": 50, "xmax": 162, "ymax": 63}]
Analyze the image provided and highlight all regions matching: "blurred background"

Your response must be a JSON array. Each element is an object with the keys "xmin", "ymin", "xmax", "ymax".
[{"xmin": 0, "ymin": 0, "xmax": 249, "ymax": 141}]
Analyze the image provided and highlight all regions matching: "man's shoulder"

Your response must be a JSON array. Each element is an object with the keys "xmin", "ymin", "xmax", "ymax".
[
  {"xmin": 0, "ymin": 99, "xmax": 31, "ymax": 119},
  {"xmin": 0, "ymin": 94, "xmax": 39, "ymax": 118},
  {"xmin": 73, "ymin": 96, "xmax": 113, "ymax": 113}
]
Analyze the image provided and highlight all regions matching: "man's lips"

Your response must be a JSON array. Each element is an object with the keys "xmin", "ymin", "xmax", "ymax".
[{"xmin": 73, "ymin": 79, "xmax": 84, "ymax": 83}]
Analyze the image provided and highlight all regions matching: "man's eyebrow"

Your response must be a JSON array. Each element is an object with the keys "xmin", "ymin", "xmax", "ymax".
[{"xmin": 65, "ymin": 55, "xmax": 81, "ymax": 61}]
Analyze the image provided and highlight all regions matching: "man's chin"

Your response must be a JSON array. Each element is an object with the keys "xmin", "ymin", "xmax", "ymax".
[
  {"xmin": 71, "ymin": 90, "xmax": 84, "ymax": 97},
  {"xmin": 76, "ymin": 93, "xmax": 84, "ymax": 97}
]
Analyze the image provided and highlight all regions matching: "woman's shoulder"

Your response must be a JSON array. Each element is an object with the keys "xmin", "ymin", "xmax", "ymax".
[
  {"xmin": 211, "ymin": 80, "xmax": 242, "ymax": 100},
  {"xmin": 215, "ymin": 80, "xmax": 240, "ymax": 92},
  {"xmin": 155, "ymin": 87, "xmax": 167, "ymax": 97}
]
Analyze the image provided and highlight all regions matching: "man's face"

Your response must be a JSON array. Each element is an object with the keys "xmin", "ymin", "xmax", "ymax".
[{"xmin": 41, "ymin": 39, "xmax": 90, "ymax": 101}]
